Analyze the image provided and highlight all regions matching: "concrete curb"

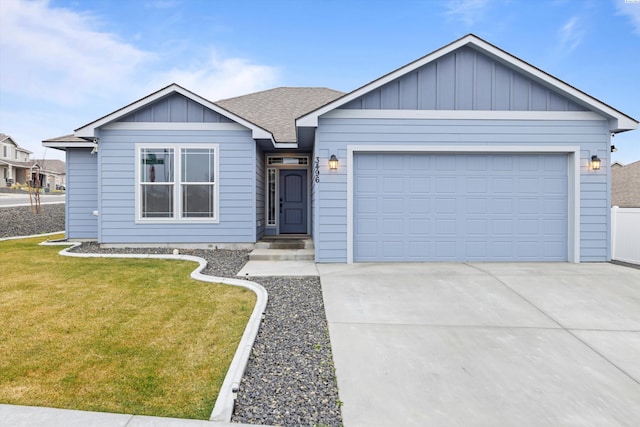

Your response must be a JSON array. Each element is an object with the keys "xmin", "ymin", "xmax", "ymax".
[
  {"xmin": 33, "ymin": 238, "xmax": 268, "ymax": 423},
  {"xmin": 0, "ymin": 231, "xmax": 64, "ymax": 242}
]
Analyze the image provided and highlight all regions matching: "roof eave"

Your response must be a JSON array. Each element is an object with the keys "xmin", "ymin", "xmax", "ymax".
[{"xmin": 43, "ymin": 141, "xmax": 96, "ymax": 148}]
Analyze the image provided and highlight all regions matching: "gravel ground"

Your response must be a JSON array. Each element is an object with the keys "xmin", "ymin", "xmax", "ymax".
[
  {"xmin": 3, "ymin": 208, "xmax": 343, "ymax": 426},
  {"xmin": 67, "ymin": 246, "xmax": 343, "ymax": 426},
  {"xmin": 231, "ymin": 276, "xmax": 342, "ymax": 427},
  {"xmin": 0, "ymin": 204, "xmax": 65, "ymax": 238}
]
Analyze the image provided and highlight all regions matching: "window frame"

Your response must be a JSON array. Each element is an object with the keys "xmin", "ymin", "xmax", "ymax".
[{"xmin": 135, "ymin": 143, "xmax": 219, "ymax": 223}]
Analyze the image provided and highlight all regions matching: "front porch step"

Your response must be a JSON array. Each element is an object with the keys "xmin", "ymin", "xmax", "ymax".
[
  {"xmin": 249, "ymin": 248, "xmax": 315, "ymax": 261},
  {"xmin": 255, "ymin": 238, "xmax": 314, "ymax": 250}
]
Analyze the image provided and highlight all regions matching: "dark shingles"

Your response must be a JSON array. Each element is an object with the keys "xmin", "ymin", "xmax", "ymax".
[{"xmin": 216, "ymin": 87, "xmax": 344, "ymax": 143}]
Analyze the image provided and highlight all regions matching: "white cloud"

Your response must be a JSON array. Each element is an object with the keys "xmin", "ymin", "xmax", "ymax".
[
  {"xmin": 0, "ymin": 0, "xmax": 152, "ymax": 106},
  {"xmin": 0, "ymin": 0, "xmax": 280, "ymax": 158},
  {"xmin": 0, "ymin": 0, "xmax": 278, "ymax": 106},
  {"xmin": 558, "ymin": 16, "xmax": 584, "ymax": 52},
  {"xmin": 149, "ymin": 52, "xmax": 279, "ymax": 101},
  {"xmin": 616, "ymin": 0, "xmax": 640, "ymax": 34},
  {"xmin": 444, "ymin": 0, "xmax": 490, "ymax": 26}
]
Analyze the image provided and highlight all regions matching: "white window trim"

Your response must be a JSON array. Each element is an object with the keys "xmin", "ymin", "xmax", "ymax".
[
  {"xmin": 346, "ymin": 145, "xmax": 580, "ymax": 264},
  {"xmin": 135, "ymin": 143, "xmax": 220, "ymax": 224}
]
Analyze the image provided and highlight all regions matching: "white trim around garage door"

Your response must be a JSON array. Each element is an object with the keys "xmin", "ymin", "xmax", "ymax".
[{"xmin": 346, "ymin": 145, "xmax": 581, "ymax": 264}]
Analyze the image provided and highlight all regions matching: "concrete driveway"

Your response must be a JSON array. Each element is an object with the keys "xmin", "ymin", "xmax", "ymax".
[{"xmin": 318, "ymin": 262, "xmax": 640, "ymax": 427}]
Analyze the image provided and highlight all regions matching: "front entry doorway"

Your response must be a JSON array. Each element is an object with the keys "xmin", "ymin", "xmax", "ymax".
[{"xmin": 279, "ymin": 169, "xmax": 308, "ymax": 234}]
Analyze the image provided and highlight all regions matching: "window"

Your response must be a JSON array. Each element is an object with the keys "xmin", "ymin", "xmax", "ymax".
[
  {"xmin": 140, "ymin": 148, "xmax": 174, "ymax": 218},
  {"xmin": 181, "ymin": 148, "xmax": 216, "ymax": 218},
  {"xmin": 137, "ymin": 145, "xmax": 218, "ymax": 221},
  {"xmin": 267, "ymin": 168, "xmax": 276, "ymax": 226},
  {"xmin": 267, "ymin": 156, "xmax": 308, "ymax": 165},
  {"xmin": 3, "ymin": 146, "xmax": 7, "ymax": 158}
]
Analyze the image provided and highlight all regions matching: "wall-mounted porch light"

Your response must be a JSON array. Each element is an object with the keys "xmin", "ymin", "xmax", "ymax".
[
  {"xmin": 611, "ymin": 145, "xmax": 617, "ymax": 153},
  {"xmin": 329, "ymin": 154, "xmax": 339, "ymax": 170},
  {"xmin": 591, "ymin": 155, "xmax": 601, "ymax": 171}
]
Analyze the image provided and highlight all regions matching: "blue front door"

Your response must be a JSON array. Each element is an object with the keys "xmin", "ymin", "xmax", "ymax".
[{"xmin": 279, "ymin": 169, "xmax": 307, "ymax": 234}]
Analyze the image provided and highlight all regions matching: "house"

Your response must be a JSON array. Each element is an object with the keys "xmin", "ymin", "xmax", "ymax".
[
  {"xmin": 29, "ymin": 159, "xmax": 67, "ymax": 190},
  {"xmin": 1, "ymin": 133, "xmax": 33, "ymax": 187},
  {"xmin": 612, "ymin": 160, "xmax": 640, "ymax": 208},
  {"xmin": 43, "ymin": 34, "xmax": 637, "ymax": 263}
]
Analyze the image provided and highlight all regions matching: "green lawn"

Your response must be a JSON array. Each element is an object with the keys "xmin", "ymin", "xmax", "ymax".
[{"xmin": 0, "ymin": 235, "xmax": 255, "ymax": 419}]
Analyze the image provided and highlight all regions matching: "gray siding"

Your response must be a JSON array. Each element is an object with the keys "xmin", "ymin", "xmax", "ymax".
[
  {"xmin": 314, "ymin": 117, "xmax": 610, "ymax": 263},
  {"xmin": 256, "ymin": 145, "xmax": 265, "ymax": 239},
  {"xmin": 120, "ymin": 93, "xmax": 233, "ymax": 123},
  {"xmin": 66, "ymin": 148, "xmax": 98, "ymax": 239},
  {"xmin": 342, "ymin": 47, "xmax": 587, "ymax": 112},
  {"xmin": 98, "ymin": 129, "xmax": 256, "ymax": 244}
]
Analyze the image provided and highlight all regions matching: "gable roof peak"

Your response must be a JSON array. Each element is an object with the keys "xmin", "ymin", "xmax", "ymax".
[
  {"xmin": 74, "ymin": 83, "xmax": 274, "ymax": 142},
  {"xmin": 297, "ymin": 35, "xmax": 637, "ymax": 132}
]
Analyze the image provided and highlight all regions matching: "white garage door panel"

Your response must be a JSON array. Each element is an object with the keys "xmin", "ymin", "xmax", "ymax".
[{"xmin": 354, "ymin": 153, "xmax": 568, "ymax": 262}]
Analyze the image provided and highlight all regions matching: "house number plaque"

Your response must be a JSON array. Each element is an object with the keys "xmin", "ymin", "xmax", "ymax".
[{"xmin": 314, "ymin": 157, "xmax": 320, "ymax": 183}]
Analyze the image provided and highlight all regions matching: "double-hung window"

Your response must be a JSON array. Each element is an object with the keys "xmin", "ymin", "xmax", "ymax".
[{"xmin": 137, "ymin": 144, "xmax": 219, "ymax": 222}]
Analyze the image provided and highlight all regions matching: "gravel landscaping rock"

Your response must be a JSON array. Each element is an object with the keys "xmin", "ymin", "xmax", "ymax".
[
  {"xmin": 0, "ymin": 204, "xmax": 65, "ymax": 238},
  {"xmin": 2, "ymin": 210, "xmax": 343, "ymax": 426},
  {"xmin": 230, "ymin": 276, "xmax": 343, "ymax": 427},
  {"xmin": 69, "ymin": 245, "xmax": 343, "ymax": 426},
  {"xmin": 71, "ymin": 243, "xmax": 252, "ymax": 278}
]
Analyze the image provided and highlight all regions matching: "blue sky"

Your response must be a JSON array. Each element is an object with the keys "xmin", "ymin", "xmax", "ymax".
[{"xmin": 1, "ymin": 0, "xmax": 639, "ymax": 162}]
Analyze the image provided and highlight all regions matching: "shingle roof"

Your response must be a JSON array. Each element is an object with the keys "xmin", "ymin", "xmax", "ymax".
[
  {"xmin": 612, "ymin": 160, "xmax": 640, "ymax": 208},
  {"xmin": 32, "ymin": 159, "xmax": 66, "ymax": 174},
  {"xmin": 215, "ymin": 87, "xmax": 344, "ymax": 142},
  {"xmin": 1, "ymin": 133, "xmax": 32, "ymax": 153},
  {"xmin": 42, "ymin": 134, "xmax": 89, "ymax": 143}
]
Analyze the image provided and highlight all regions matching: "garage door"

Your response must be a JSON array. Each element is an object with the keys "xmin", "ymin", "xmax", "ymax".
[{"xmin": 353, "ymin": 153, "xmax": 568, "ymax": 262}]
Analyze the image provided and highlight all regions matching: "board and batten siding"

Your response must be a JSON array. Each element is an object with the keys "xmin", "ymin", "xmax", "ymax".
[
  {"xmin": 98, "ymin": 129, "xmax": 256, "ymax": 244},
  {"xmin": 341, "ymin": 46, "xmax": 588, "ymax": 113},
  {"xmin": 119, "ymin": 93, "xmax": 234, "ymax": 124},
  {"xmin": 66, "ymin": 148, "xmax": 98, "ymax": 239},
  {"xmin": 314, "ymin": 117, "xmax": 610, "ymax": 263}
]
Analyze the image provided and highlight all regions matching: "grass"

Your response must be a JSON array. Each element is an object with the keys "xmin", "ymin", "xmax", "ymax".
[{"xmin": 0, "ymin": 235, "xmax": 255, "ymax": 419}]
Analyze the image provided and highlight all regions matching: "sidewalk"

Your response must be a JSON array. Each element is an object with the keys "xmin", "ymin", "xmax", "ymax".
[
  {"xmin": 0, "ymin": 192, "xmax": 66, "ymax": 207},
  {"xmin": 0, "ymin": 404, "xmax": 263, "ymax": 427}
]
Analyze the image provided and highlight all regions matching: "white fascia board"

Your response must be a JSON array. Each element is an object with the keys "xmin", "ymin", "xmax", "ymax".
[
  {"xmin": 75, "ymin": 84, "xmax": 274, "ymax": 141},
  {"xmin": 42, "ymin": 142, "xmax": 96, "ymax": 149},
  {"xmin": 322, "ymin": 109, "xmax": 606, "ymax": 121},
  {"xmin": 466, "ymin": 38, "xmax": 637, "ymax": 130},
  {"xmin": 272, "ymin": 142, "xmax": 299, "ymax": 149}
]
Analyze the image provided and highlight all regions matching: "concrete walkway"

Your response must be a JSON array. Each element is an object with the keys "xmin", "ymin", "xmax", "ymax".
[
  {"xmin": 318, "ymin": 262, "xmax": 640, "ymax": 427},
  {"xmin": 237, "ymin": 260, "xmax": 318, "ymax": 276}
]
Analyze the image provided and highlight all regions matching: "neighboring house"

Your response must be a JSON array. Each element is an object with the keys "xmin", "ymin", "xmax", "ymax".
[
  {"xmin": 1, "ymin": 133, "xmax": 33, "ymax": 186},
  {"xmin": 612, "ymin": 160, "xmax": 640, "ymax": 207},
  {"xmin": 30, "ymin": 159, "xmax": 67, "ymax": 190},
  {"xmin": 43, "ymin": 34, "xmax": 638, "ymax": 263}
]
